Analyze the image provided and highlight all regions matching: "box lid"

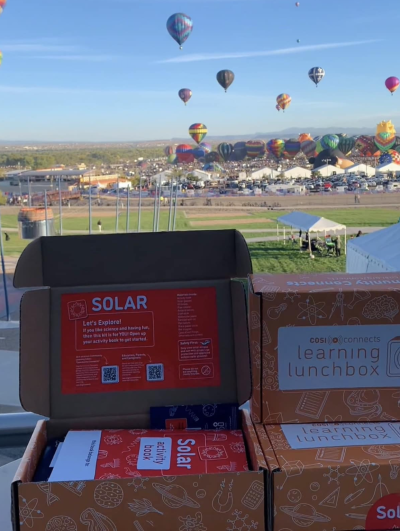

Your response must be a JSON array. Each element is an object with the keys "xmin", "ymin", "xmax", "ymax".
[
  {"xmin": 15, "ymin": 230, "xmax": 251, "ymax": 288},
  {"xmin": 16, "ymin": 230, "xmax": 254, "ymax": 422}
]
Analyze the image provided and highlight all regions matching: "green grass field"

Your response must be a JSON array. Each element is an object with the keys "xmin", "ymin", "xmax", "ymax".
[{"xmin": 3, "ymin": 207, "xmax": 397, "ymax": 273}]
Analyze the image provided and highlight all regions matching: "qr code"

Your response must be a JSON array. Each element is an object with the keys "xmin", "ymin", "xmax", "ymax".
[
  {"xmin": 102, "ymin": 366, "xmax": 119, "ymax": 384},
  {"xmin": 146, "ymin": 363, "xmax": 164, "ymax": 382}
]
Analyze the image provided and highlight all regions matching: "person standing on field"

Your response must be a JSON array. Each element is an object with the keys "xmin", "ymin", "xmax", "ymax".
[{"xmin": 97, "ymin": 220, "xmax": 102, "ymax": 232}]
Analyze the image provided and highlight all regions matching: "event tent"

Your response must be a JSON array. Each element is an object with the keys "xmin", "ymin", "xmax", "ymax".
[
  {"xmin": 345, "ymin": 163, "xmax": 376, "ymax": 177},
  {"xmin": 278, "ymin": 212, "xmax": 347, "ymax": 254},
  {"xmin": 282, "ymin": 166, "xmax": 312, "ymax": 179},
  {"xmin": 314, "ymin": 164, "xmax": 339, "ymax": 177},
  {"xmin": 346, "ymin": 224, "xmax": 400, "ymax": 273},
  {"xmin": 376, "ymin": 162, "xmax": 400, "ymax": 175}
]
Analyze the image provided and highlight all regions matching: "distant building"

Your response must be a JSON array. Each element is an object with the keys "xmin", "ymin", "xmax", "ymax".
[
  {"xmin": 189, "ymin": 169, "xmax": 212, "ymax": 181},
  {"xmin": 376, "ymin": 162, "xmax": 400, "ymax": 176},
  {"xmin": 345, "ymin": 163, "xmax": 375, "ymax": 177},
  {"xmin": 251, "ymin": 167, "xmax": 279, "ymax": 180},
  {"xmin": 313, "ymin": 164, "xmax": 339, "ymax": 177},
  {"xmin": 281, "ymin": 166, "xmax": 312, "ymax": 179}
]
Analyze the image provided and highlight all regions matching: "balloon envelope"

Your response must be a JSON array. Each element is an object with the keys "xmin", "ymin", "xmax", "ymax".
[
  {"xmin": 276, "ymin": 94, "xmax": 291, "ymax": 111},
  {"xmin": 217, "ymin": 70, "xmax": 235, "ymax": 92},
  {"xmin": 167, "ymin": 154, "xmax": 177, "ymax": 164},
  {"xmin": 205, "ymin": 152, "xmax": 221, "ymax": 163},
  {"xmin": 321, "ymin": 134, "xmax": 340, "ymax": 150},
  {"xmin": 246, "ymin": 140, "xmax": 266, "ymax": 158},
  {"xmin": 267, "ymin": 139, "xmax": 285, "ymax": 159},
  {"xmin": 338, "ymin": 137, "xmax": 356, "ymax": 156},
  {"xmin": 385, "ymin": 77, "xmax": 400, "ymax": 94},
  {"xmin": 298, "ymin": 133, "xmax": 313, "ymax": 143},
  {"xmin": 199, "ymin": 142, "xmax": 212, "ymax": 154},
  {"xmin": 284, "ymin": 138, "xmax": 301, "ymax": 160},
  {"xmin": 0, "ymin": 0, "xmax": 6, "ymax": 13},
  {"xmin": 192, "ymin": 147, "xmax": 206, "ymax": 160},
  {"xmin": 189, "ymin": 123, "xmax": 207, "ymax": 144},
  {"xmin": 178, "ymin": 88, "xmax": 192, "ymax": 105},
  {"xmin": 164, "ymin": 146, "xmax": 175, "ymax": 156},
  {"xmin": 176, "ymin": 144, "xmax": 194, "ymax": 163},
  {"xmin": 217, "ymin": 142, "xmax": 233, "ymax": 162},
  {"xmin": 167, "ymin": 13, "xmax": 193, "ymax": 48},
  {"xmin": 233, "ymin": 141, "xmax": 247, "ymax": 161},
  {"xmin": 355, "ymin": 135, "xmax": 375, "ymax": 156},
  {"xmin": 301, "ymin": 140, "xmax": 317, "ymax": 158},
  {"xmin": 308, "ymin": 67, "xmax": 325, "ymax": 87}
]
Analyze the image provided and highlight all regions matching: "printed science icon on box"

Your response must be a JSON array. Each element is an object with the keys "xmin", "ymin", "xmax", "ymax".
[
  {"xmin": 62, "ymin": 288, "xmax": 221, "ymax": 394},
  {"xmin": 260, "ymin": 421, "xmax": 400, "ymax": 531},
  {"xmin": 248, "ymin": 272, "xmax": 400, "ymax": 424}
]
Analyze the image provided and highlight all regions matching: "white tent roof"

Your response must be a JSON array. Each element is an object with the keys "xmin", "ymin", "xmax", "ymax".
[
  {"xmin": 346, "ymin": 224, "xmax": 400, "ymax": 273},
  {"xmin": 278, "ymin": 211, "xmax": 346, "ymax": 232},
  {"xmin": 376, "ymin": 162, "xmax": 400, "ymax": 172},
  {"xmin": 282, "ymin": 166, "xmax": 312, "ymax": 177},
  {"xmin": 345, "ymin": 163, "xmax": 375, "ymax": 173}
]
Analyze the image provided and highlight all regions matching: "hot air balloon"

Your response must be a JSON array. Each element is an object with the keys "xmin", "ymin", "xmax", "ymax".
[
  {"xmin": 199, "ymin": 142, "xmax": 212, "ymax": 154},
  {"xmin": 217, "ymin": 70, "xmax": 235, "ymax": 92},
  {"xmin": 167, "ymin": 154, "xmax": 177, "ymax": 164},
  {"xmin": 267, "ymin": 139, "xmax": 285, "ymax": 160},
  {"xmin": 167, "ymin": 13, "xmax": 193, "ymax": 49},
  {"xmin": 192, "ymin": 147, "xmax": 206, "ymax": 160},
  {"xmin": 203, "ymin": 162, "xmax": 223, "ymax": 172},
  {"xmin": 375, "ymin": 134, "xmax": 395, "ymax": 153},
  {"xmin": 297, "ymin": 39, "xmax": 300, "ymax": 44},
  {"xmin": 276, "ymin": 104, "xmax": 281, "ymax": 112},
  {"xmin": 338, "ymin": 136, "xmax": 356, "ymax": 156},
  {"xmin": 276, "ymin": 94, "xmax": 291, "ymax": 112},
  {"xmin": 379, "ymin": 152, "xmax": 393, "ymax": 165},
  {"xmin": 295, "ymin": 2, "xmax": 300, "ymax": 6},
  {"xmin": 246, "ymin": 140, "xmax": 266, "ymax": 159},
  {"xmin": 321, "ymin": 134, "xmax": 340, "ymax": 151},
  {"xmin": 0, "ymin": 0, "xmax": 6, "ymax": 14},
  {"xmin": 176, "ymin": 144, "xmax": 194, "ymax": 163},
  {"xmin": 178, "ymin": 88, "xmax": 192, "ymax": 105},
  {"xmin": 189, "ymin": 123, "xmax": 207, "ymax": 144},
  {"xmin": 284, "ymin": 139, "xmax": 301, "ymax": 160},
  {"xmin": 164, "ymin": 146, "xmax": 175, "ymax": 156},
  {"xmin": 301, "ymin": 140, "xmax": 317, "ymax": 158},
  {"xmin": 298, "ymin": 133, "xmax": 313, "ymax": 143},
  {"xmin": 233, "ymin": 141, "xmax": 247, "ymax": 161},
  {"xmin": 217, "ymin": 143, "xmax": 233, "ymax": 162},
  {"xmin": 385, "ymin": 77, "xmax": 400, "ymax": 95},
  {"xmin": 205, "ymin": 152, "xmax": 221, "ymax": 163},
  {"xmin": 308, "ymin": 67, "xmax": 325, "ymax": 87},
  {"xmin": 355, "ymin": 135, "xmax": 375, "ymax": 156}
]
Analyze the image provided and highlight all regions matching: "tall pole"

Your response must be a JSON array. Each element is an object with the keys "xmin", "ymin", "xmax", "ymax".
[
  {"xmin": 138, "ymin": 175, "xmax": 142, "ymax": 233},
  {"xmin": 89, "ymin": 175, "xmax": 92, "ymax": 235},
  {"xmin": 168, "ymin": 178, "xmax": 174, "ymax": 231},
  {"xmin": 28, "ymin": 176, "xmax": 32, "ymax": 207},
  {"xmin": 115, "ymin": 177, "xmax": 120, "ymax": 233},
  {"xmin": 172, "ymin": 181, "xmax": 179, "ymax": 231},
  {"xmin": 156, "ymin": 175, "xmax": 162, "ymax": 232},
  {"xmin": 152, "ymin": 179, "xmax": 158, "ymax": 232},
  {"xmin": 126, "ymin": 186, "xmax": 130, "ymax": 233},
  {"xmin": 44, "ymin": 190, "xmax": 49, "ymax": 237},
  {"xmin": 0, "ymin": 209, "xmax": 10, "ymax": 321},
  {"xmin": 58, "ymin": 176, "xmax": 63, "ymax": 235}
]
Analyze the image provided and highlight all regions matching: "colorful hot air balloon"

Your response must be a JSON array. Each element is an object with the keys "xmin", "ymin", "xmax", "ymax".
[
  {"xmin": 217, "ymin": 143, "xmax": 233, "ymax": 162},
  {"xmin": 276, "ymin": 94, "xmax": 291, "ymax": 112},
  {"xmin": 355, "ymin": 135, "xmax": 375, "ymax": 156},
  {"xmin": 375, "ymin": 133, "xmax": 396, "ymax": 153},
  {"xmin": 284, "ymin": 139, "xmax": 301, "ymax": 160},
  {"xmin": 189, "ymin": 123, "xmax": 207, "ymax": 144},
  {"xmin": 167, "ymin": 13, "xmax": 193, "ymax": 49},
  {"xmin": 298, "ymin": 133, "xmax": 313, "ymax": 143},
  {"xmin": 164, "ymin": 146, "xmax": 175, "ymax": 156},
  {"xmin": 217, "ymin": 70, "xmax": 235, "ymax": 92},
  {"xmin": 192, "ymin": 147, "xmax": 206, "ymax": 160},
  {"xmin": 267, "ymin": 139, "xmax": 285, "ymax": 160},
  {"xmin": 178, "ymin": 88, "xmax": 192, "ymax": 105},
  {"xmin": 203, "ymin": 162, "xmax": 223, "ymax": 172},
  {"xmin": 176, "ymin": 144, "xmax": 194, "ymax": 163},
  {"xmin": 205, "ymin": 152, "xmax": 221, "ymax": 163},
  {"xmin": 321, "ymin": 134, "xmax": 340, "ymax": 151},
  {"xmin": 167, "ymin": 154, "xmax": 177, "ymax": 164},
  {"xmin": 199, "ymin": 142, "xmax": 212, "ymax": 154},
  {"xmin": 276, "ymin": 104, "xmax": 281, "ymax": 112},
  {"xmin": 338, "ymin": 136, "xmax": 356, "ymax": 156},
  {"xmin": 246, "ymin": 140, "xmax": 266, "ymax": 158},
  {"xmin": 308, "ymin": 67, "xmax": 325, "ymax": 87},
  {"xmin": 0, "ymin": 0, "xmax": 6, "ymax": 14},
  {"xmin": 379, "ymin": 152, "xmax": 393, "ymax": 165},
  {"xmin": 301, "ymin": 140, "xmax": 317, "ymax": 158},
  {"xmin": 385, "ymin": 77, "xmax": 400, "ymax": 95}
]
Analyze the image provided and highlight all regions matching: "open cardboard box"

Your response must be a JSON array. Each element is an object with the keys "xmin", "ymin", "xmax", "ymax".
[{"xmin": 11, "ymin": 230, "xmax": 267, "ymax": 531}]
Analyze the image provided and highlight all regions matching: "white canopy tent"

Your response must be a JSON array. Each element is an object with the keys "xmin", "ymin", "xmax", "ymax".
[
  {"xmin": 346, "ymin": 224, "xmax": 400, "ymax": 273},
  {"xmin": 277, "ymin": 212, "xmax": 347, "ymax": 254}
]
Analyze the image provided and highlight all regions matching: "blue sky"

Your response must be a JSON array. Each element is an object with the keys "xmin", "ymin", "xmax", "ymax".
[{"xmin": 1, "ymin": 0, "xmax": 399, "ymax": 141}]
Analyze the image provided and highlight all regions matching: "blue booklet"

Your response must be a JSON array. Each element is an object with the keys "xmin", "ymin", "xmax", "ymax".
[{"xmin": 150, "ymin": 403, "xmax": 240, "ymax": 430}]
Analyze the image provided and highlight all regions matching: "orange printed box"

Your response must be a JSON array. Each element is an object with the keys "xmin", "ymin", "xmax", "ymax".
[
  {"xmin": 248, "ymin": 272, "xmax": 400, "ymax": 424},
  {"xmin": 259, "ymin": 421, "xmax": 400, "ymax": 531}
]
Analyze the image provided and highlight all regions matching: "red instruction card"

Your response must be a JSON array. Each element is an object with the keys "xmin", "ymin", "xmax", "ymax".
[{"xmin": 61, "ymin": 288, "xmax": 221, "ymax": 395}]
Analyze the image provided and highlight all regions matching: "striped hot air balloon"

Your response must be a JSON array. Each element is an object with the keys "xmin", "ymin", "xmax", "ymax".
[
  {"xmin": 267, "ymin": 139, "xmax": 285, "ymax": 160},
  {"xmin": 301, "ymin": 140, "xmax": 317, "ymax": 158},
  {"xmin": 189, "ymin": 123, "xmax": 207, "ymax": 144},
  {"xmin": 338, "ymin": 136, "xmax": 356, "ymax": 156},
  {"xmin": 176, "ymin": 144, "xmax": 194, "ymax": 163},
  {"xmin": 320, "ymin": 134, "xmax": 340, "ymax": 151},
  {"xmin": 276, "ymin": 94, "xmax": 292, "ymax": 112},
  {"xmin": 167, "ymin": 13, "xmax": 193, "ymax": 49},
  {"xmin": 167, "ymin": 154, "xmax": 177, "ymax": 164},
  {"xmin": 385, "ymin": 77, "xmax": 400, "ymax": 95},
  {"xmin": 0, "ymin": 0, "xmax": 6, "ymax": 14},
  {"xmin": 246, "ymin": 140, "xmax": 266, "ymax": 158},
  {"xmin": 164, "ymin": 146, "xmax": 175, "ymax": 157},
  {"xmin": 217, "ymin": 143, "xmax": 233, "ymax": 162},
  {"xmin": 284, "ymin": 139, "xmax": 301, "ymax": 160}
]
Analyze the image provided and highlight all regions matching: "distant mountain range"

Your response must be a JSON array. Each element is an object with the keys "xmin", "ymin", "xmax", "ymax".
[{"xmin": 0, "ymin": 127, "xmax": 377, "ymax": 146}]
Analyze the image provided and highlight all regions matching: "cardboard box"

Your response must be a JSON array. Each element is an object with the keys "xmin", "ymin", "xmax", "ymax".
[
  {"xmin": 249, "ymin": 272, "xmax": 400, "ymax": 424},
  {"xmin": 259, "ymin": 421, "xmax": 400, "ymax": 531},
  {"xmin": 12, "ymin": 230, "xmax": 266, "ymax": 531}
]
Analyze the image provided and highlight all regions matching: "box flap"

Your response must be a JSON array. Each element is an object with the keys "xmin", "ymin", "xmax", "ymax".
[{"xmin": 14, "ymin": 230, "xmax": 252, "ymax": 288}]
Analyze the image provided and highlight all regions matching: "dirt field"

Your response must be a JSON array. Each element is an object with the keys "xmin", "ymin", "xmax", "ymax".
[
  {"xmin": 191, "ymin": 218, "xmax": 273, "ymax": 227},
  {"xmin": 184, "ymin": 212, "xmax": 250, "ymax": 219}
]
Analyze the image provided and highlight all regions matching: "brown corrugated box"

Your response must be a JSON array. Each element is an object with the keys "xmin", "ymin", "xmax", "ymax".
[
  {"xmin": 249, "ymin": 272, "xmax": 400, "ymax": 424},
  {"xmin": 258, "ymin": 422, "xmax": 400, "ymax": 531},
  {"xmin": 12, "ymin": 230, "xmax": 266, "ymax": 531}
]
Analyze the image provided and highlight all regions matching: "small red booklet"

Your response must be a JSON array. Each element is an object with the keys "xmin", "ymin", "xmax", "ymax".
[{"xmin": 49, "ymin": 429, "xmax": 249, "ymax": 482}]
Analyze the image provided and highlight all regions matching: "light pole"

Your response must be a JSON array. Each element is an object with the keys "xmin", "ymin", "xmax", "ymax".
[
  {"xmin": 89, "ymin": 174, "xmax": 92, "ymax": 235},
  {"xmin": 58, "ymin": 176, "xmax": 63, "ymax": 235},
  {"xmin": 137, "ymin": 175, "xmax": 142, "ymax": 233},
  {"xmin": 115, "ymin": 177, "xmax": 120, "ymax": 233},
  {"xmin": 126, "ymin": 186, "xmax": 130, "ymax": 233}
]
